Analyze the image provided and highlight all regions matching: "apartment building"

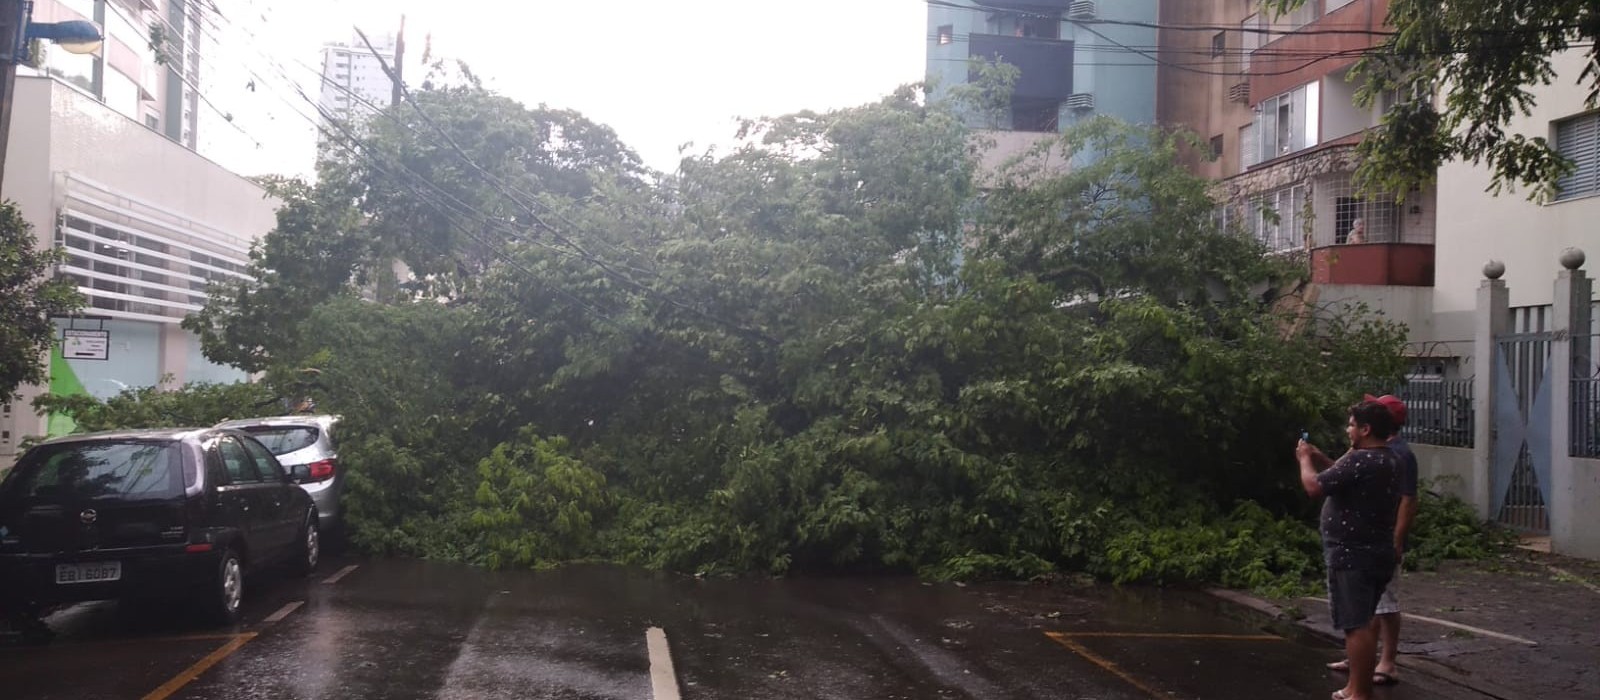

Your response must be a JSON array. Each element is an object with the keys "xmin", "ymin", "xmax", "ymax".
[
  {"xmin": 927, "ymin": 0, "xmax": 1158, "ymax": 167},
  {"xmin": 317, "ymin": 32, "xmax": 396, "ymax": 138},
  {"xmin": 0, "ymin": 0, "xmax": 279, "ymax": 461},
  {"xmin": 1157, "ymin": 0, "xmax": 1600, "ymax": 557}
]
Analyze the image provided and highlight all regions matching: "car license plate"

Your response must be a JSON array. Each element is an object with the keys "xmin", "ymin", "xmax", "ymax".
[{"xmin": 55, "ymin": 561, "xmax": 122, "ymax": 584}]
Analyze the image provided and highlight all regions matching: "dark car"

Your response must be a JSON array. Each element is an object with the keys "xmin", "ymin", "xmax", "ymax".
[{"xmin": 0, "ymin": 428, "xmax": 320, "ymax": 636}]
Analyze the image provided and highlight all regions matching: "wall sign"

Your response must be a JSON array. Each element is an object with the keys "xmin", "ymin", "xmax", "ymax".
[{"xmin": 63, "ymin": 329, "xmax": 110, "ymax": 361}]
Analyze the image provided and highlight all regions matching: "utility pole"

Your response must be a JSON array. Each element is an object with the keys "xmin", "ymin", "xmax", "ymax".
[{"xmin": 390, "ymin": 14, "xmax": 405, "ymax": 108}]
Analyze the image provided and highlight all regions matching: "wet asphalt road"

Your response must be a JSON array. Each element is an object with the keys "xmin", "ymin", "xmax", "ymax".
[{"xmin": 0, "ymin": 558, "xmax": 1496, "ymax": 700}]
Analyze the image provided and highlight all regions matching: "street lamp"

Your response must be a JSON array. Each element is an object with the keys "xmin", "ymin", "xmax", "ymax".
[
  {"xmin": 21, "ymin": 17, "xmax": 103, "ymax": 58},
  {"xmin": 0, "ymin": 0, "xmax": 106, "ymax": 193}
]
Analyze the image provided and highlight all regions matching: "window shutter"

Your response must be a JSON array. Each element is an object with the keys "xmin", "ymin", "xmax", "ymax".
[{"xmin": 1556, "ymin": 113, "xmax": 1600, "ymax": 201}]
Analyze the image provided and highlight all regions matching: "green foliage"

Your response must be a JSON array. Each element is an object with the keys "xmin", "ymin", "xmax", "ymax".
[
  {"xmin": 471, "ymin": 430, "xmax": 611, "ymax": 569},
  {"xmin": 1096, "ymin": 502, "xmax": 1324, "ymax": 598},
  {"xmin": 1266, "ymin": 0, "xmax": 1599, "ymax": 200},
  {"xmin": 0, "ymin": 201, "xmax": 83, "ymax": 401},
  {"xmin": 31, "ymin": 381, "xmax": 279, "ymax": 434},
  {"xmin": 172, "ymin": 79, "xmax": 1477, "ymax": 590},
  {"xmin": 1405, "ymin": 484, "xmax": 1517, "ymax": 571}
]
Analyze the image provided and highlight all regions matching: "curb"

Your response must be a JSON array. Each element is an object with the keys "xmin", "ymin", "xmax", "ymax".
[{"xmin": 1203, "ymin": 588, "xmax": 1532, "ymax": 700}]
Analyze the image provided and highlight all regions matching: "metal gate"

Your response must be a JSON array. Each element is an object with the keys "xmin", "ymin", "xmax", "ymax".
[{"xmin": 1492, "ymin": 332, "xmax": 1553, "ymax": 532}]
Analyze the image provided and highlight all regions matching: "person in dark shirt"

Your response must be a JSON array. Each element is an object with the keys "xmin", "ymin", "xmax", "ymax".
[
  {"xmin": 1322, "ymin": 395, "xmax": 1419, "ymax": 686},
  {"xmin": 1297, "ymin": 401, "xmax": 1403, "ymax": 700}
]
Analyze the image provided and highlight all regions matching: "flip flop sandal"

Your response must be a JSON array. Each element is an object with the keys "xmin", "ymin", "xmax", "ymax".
[
  {"xmin": 1326, "ymin": 660, "xmax": 1351, "ymax": 672},
  {"xmin": 1373, "ymin": 672, "xmax": 1400, "ymax": 686},
  {"xmin": 1332, "ymin": 690, "xmax": 1350, "ymax": 700}
]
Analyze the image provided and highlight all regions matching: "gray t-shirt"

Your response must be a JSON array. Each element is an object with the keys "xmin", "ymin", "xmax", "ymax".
[{"xmin": 1317, "ymin": 446, "xmax": 1402, "ymax": 571}]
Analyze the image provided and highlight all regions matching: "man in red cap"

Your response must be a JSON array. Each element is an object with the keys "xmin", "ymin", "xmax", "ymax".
[{"xmin": 1323, "ymin": 394, "xmax": 1418, "ymax": 686}]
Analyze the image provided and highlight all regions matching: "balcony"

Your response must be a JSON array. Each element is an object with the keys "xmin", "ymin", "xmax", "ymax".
[
  {"xmin": 1222, "ymin": 143, "xmax": 1436, "ymax": 287},
  {"xmin": 968, "ymin": 34, "xmax": 1075, "ymax": 101}
]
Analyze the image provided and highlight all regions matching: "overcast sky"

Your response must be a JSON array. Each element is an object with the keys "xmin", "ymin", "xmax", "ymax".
[{"xmin": 198, "ymin": 0, "xmax": 929, "ymax": 179}]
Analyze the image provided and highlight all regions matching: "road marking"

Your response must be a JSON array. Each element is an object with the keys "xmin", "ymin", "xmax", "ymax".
[
  {"xmin": 1051, "ymin": 631, "xmax": 1283, "ymax": 641},
  {"xmin": 263, "ymin": 600, "xmax": 304, "ymax": 624},
  {"xmin": 322, "ymin": 564, "xmax": 360, "ymax": 585},
  {"xmin": 1545, "ymin": 564, "xmax": 1600, "ymax": 595},
  {"xmin": 1045, "ymin": 632, "xmax": 1165, "ymax": 699},
  {"xmin": 646, "ymin": 626, "xmax": 682, "ymax": 700},
  {"xmin": 1302, "ymin": 597, "xmax": 1539, "ymax": 646},
  {"xmin": 141, "ymin": 632, "xmax": 257, "ymax": 700}
]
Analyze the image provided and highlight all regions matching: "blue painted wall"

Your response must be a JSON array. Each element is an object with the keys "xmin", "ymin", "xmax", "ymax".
[{"xmin": 925, "ymin": 0, "xmax": 1158, "ymax": 129}]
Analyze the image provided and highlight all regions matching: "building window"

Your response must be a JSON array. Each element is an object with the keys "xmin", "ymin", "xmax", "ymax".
[
  {"xmin": 1209, "ymin": 134, "xmax": 1224, "ymax": 159},
  {"xmin": 1240, "ymin": 124, "xmax": 1259, "ymax": 170},
  {"xmin": 1250, "ymin": 184, "xmax": 1308, "ymax": 253},
  {"xmin": 1555, "ymin": 112, "xmax": 1600, "ymax": 202},
  {"xmin": 1211, "ymin": 31, "xmax": 1226, "ymax": 58},
  {"xmin": 937, "ymin": 25, "xmax": 954, "ymax": 46},
  {"xmin": 1254, "ymin": 82, "xmax": 1320, "ymax": 162},
  {"xmin": 1239, "ymin": 15, "xmax": 1262, "ymax": 74},
  {"xmin": 144, "ymin": 114, "xmax": 159, "ymax": 130}
]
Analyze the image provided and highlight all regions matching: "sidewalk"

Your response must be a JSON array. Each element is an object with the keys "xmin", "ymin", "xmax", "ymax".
[{"xmin": 1210, "ymin": 548, "xmax": 1600, "ymax": 700}]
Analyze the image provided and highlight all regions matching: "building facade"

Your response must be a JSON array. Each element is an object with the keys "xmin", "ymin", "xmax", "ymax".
[
  {"xmin": 317, "ymin": 32, "xmax": 396, "ymax": 135},
  {"xmin": 1157, "ymin": 0, "xmax": 1600, "ymax": 557},
  {"xmin": 0, "ymin": 0, "xmax": 279, "ymax": 462},
  {"xmin": 927, "ymin": 0, "xmax": 1158, "ymax": 165}
]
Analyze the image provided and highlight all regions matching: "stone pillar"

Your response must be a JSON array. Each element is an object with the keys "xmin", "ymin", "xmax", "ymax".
[
  {"xmin": 1472, "ymin": 261, "xmax": 1510, "ymax": 520},
  {"xmin": 1550, "ymin": 249, "xmax": 1597, "ymax": 557}
]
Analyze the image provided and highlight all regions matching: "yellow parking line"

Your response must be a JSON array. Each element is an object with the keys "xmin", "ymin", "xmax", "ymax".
[
  {"xmin": 141, "ymin": 632, "xmax": 257, "ymax": 700},
  {"xmin": 1051, "ymin": 631, "xmax": 1283, "ymax": 641},
  {"xmin": 1046, "ymin": 633, "xmax": 1166, "ymax": 699},
  {"xmin": 0, "ymin": 632, "xmax": 244, "ymax": 653}
]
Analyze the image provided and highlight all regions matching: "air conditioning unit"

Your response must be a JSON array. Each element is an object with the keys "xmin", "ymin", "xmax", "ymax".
[
  {"xmin": 1066, "ymin": 93, "xmax": 1095, "ymax": 111},
  {"xmin": 1228, "ymin": 82, "xmax": 1251, "ymax": 104},
  {"xmin": 1068, "ymin": 1, "xmax": 1097, "ymax": 20}
]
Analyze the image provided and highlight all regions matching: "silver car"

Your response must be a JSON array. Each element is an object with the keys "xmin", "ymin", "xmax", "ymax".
[{"xmin": 214, "ymin": 415, "xmax": 343, "ymax": 537}]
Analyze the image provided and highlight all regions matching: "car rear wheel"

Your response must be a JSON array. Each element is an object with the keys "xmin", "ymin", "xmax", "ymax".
[
  {"xmin": 290, "ymin": 515, "xmax": 320, "ymax": 577},
  {"xmin": 203, "ymin": 549, "xmax": 245, "ymax": 626}
]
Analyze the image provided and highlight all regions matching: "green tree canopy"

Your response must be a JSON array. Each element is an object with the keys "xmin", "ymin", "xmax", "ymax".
[{"xmin": 0, "ymin": 201, "xmax": 82, "ymax": 401}]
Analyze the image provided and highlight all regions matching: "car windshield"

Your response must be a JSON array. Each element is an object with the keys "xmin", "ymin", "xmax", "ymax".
[
  {"xmin": 239, "ymin": 426, "xmax": 320, "ymax": 455},
  {"xmin": 5, "ymin": 441, "xmax": 184, "ymax": 500}
]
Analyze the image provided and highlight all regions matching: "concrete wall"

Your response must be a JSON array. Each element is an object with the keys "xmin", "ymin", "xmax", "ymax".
[
  {"xmin": 1434, "ymin": 48, "xmax": 1600, "ymax": 317},
  {"xmin": 1565, "ymin": 458, "xmax": 1600, "ymax": 558},
  {"xmin": 1315, "ymin": 282, "xmax": 1436, "ymax": 341},
  {"xmin": 1413, "ymin": 445, "xmax": 1477, "ymax": 503}
]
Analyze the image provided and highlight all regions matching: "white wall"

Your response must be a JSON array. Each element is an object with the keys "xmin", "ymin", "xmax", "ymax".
[
  {"xmin": 0, "ymin": 78, "xmax": 279, "ymax": 458},
  {"xmin": 1435, "ymin": 49, "xmax": 1600, "ymax": 317},
  {"xmin": 1317, "ymin": 283, "xmax": 1436, "ymax": 340}
]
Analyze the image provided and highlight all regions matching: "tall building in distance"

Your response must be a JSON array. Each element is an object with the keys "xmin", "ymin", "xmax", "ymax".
[
  {"xmin": 925, "ymin": 1, "xmax": 1158, "ymax": 133},
  {"xmin": 317, "ymin": 32, "xmax": 397, "ymax": 133}
]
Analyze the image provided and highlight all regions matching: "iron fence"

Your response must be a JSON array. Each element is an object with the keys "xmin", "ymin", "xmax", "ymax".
[
  {"xmin": 1395, "ymin": 378, "xmax": 1475, "ymax": 448},
  {"xmin": 1574, "ymin": 332, "xmax": 1600, "ymax": 459}
]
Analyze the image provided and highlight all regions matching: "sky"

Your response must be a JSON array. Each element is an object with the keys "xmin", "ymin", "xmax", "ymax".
[{"xmin": 198, "ymin": 0, "xmax": 929, "ymax": 179}]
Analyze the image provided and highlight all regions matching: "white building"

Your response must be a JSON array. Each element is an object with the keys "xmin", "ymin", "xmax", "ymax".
[
  {"xmin": 0, "ymin": 0, "xmax": 279, "ymax": 461},
  {"xmin": 316, "ymin": 32, "xmax": 396, "ymax": 137}
]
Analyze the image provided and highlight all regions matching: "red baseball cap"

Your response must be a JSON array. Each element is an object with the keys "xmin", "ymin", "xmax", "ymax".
[{"xmin": 1364, "ymin": 394, "xmax": 1407, "ymax": 426}]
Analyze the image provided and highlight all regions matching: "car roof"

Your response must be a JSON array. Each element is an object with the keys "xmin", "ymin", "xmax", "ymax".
[
  {"xmin": 215, "ymin": 414, "xmax": 338, "ymax": 429},
  {"xmin": 36, "ymin": 427, "xmax": 215, "ymax": 446}
]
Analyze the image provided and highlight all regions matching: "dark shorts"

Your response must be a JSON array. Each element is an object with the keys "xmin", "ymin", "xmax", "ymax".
[{"xmin": 1328, "ymin": 567, "xmax": 1394, "ymax": 632}]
